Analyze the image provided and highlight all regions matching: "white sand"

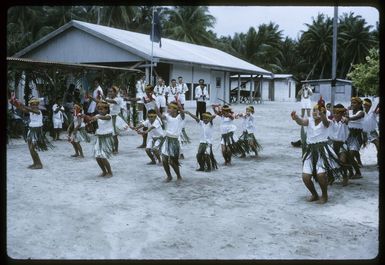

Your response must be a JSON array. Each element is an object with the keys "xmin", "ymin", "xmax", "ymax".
[{"xmin": 6, "ymin": 101, "xmax": 379, "ymax": 259}]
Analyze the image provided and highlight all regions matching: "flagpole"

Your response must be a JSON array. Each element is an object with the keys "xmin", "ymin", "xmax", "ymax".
[{"xmin": 150, "ymin": 6, "xmax": 155, "ymax": 86}]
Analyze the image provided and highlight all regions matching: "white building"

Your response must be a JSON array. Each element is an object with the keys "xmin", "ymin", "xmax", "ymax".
[
  {"xmin": 301, "ymin": 79, "xmax": 353, "ymax": 103},
  {"xmin": 12, "ymin": 20, "xmax": 272, "ymax": 107}
]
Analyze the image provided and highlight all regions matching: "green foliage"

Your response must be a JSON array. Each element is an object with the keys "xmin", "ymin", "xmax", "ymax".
[{"xmin": 347, "ymin": 48, "xmax": 379, "ymax": 96}]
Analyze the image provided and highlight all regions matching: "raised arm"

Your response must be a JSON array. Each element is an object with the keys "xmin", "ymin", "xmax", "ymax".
[
  {"xmin": 291, "ymin": 111, "xmax": 308, "ymax": 126},
  {"xmin": 319, "ymin": 108, "xmax": 330, "ymax": 128}
]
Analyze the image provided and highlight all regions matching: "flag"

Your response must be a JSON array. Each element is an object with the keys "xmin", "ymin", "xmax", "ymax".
[{"xmin": 150, "ymin": 9, "xmax": 162, "ymax": 47}]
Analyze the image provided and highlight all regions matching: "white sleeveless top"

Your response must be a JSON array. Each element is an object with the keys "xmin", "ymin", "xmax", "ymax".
[
  {"xmin": 199, "ymin": 120, "xmax": 214, "ymax": 144},
  {"xmin": 29, "ymin": 111, "xmax": 43, "ymax": 127},
  {"xmin": 165, "ymin": 113, "xmax": 183, "ymax": 138},
  {"xmin": 348, "ymin": 110, "xmax": 364, "ymax": 129},
  {"xmin": 108, "ymin": 96, "xmax": 123, "ymax": 115},
  {"xmin": 242, "ymin": 114, "xmax": 255, "ymax": 133},
  {"xmin": 329, "ymin": 120, "xmax": 349, "ymax": 142},
  {"xmin": 220, "ymin": 116, "xmax": 236, "ymax": 134},
  {"xmin": 95, "ymin": 114, "xmax": 113, "ymax": 135},
  {"xmin": 73, "ymin": 113, "xmax": 85, "ymax": 128},
  {"xmin": 306, "ymin": 117, "xmax": 329, "ymax": 144}
]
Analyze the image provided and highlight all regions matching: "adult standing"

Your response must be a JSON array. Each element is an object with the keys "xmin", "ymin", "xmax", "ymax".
[
  {"xmin": 153, "ymin": 77, "xmax": 167, "ymax": 114},
  {"xmin": 87, "ymin": 78, "xmax": 104, "ymax": 115},
  {"xmin": 297, "ymin": 84, "xmax": 313, "ymax": 117},
  {"xmin": 136, "ymin": 74, "xmax": 147, "ymax": 122},
  {"xmin": 177, "ymin": 76, "xmax": 189, "ymax": 109},
  {"xmin": 166, "ymin": 79, "xmax": 178, "ymax": 106},
  {"xmin": 195, "ymin": 79, "xmax": 210, "ymax": 120}
]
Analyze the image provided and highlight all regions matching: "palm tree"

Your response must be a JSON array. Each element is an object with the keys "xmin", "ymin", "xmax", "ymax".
[
  {"xmin": 299, "ymin": 13, "xmax": 333, "ymax": 80},
  {"xmin": 162, "ymin": 6, "xmax": 216, "ymax": 46},
  {"xmin": 338, "ymin": 12, "xmax": 377, "ymax": 78}
]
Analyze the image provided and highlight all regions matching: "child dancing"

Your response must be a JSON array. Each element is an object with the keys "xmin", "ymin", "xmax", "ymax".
[
  {"xmin": 131, "ymin": 109, "xmax": 164, "ymax": 165},
  {"xmin": 10, "ymin": 97, "xmax": 52, "ymax": 169},
  {"xmin": 291, "ymin": 104, "xmax": 342, "ymax": 204},
  {"xmin": 157, "ymin": 101, "xmax": 185, "ymax": 182},
  {"xmin": 236, "ymin": 105, "xmax": 262, "ymax": 158},
  {"xmin": 67, "ymin": 104, "xmax": 90, "ymax": 158},
  {"xmin": 185, "ymin": 111, "xmax": 218, "ymax": 172}
]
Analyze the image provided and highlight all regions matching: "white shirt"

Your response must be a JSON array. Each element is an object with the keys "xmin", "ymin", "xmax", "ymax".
[
  {"xmin": 143, "ymin": 94, "xmax": 157, "ymax": 111},
  {"xmin": 348, "ymin": 110, "xmax": 364, "ymax": 129},
  {"xmin": 199, "ymin": 120, "xmax": 214, "ymax": 144},
  {"xmin": 87, "ymin": 86, "xmax": 104, "ymax": 113},
  {"xmin": 154, "ymin": 85, "xmax": 166, "ymax": 96},
  {"xmin": 306, "ymin": 117, "xmax": 329, "ymax": 144},
  {"xmin": 241, "ymin": 114, "xmax": 255, "ymax": 133},
  {"xmin": 95, "ymin": 114, "xmax": 113, "ymax": 135},
  {"xmin": 29, "ymin": 110, "xmax": 43, "ymax": 127},
  {"xmin": 329, "ymin": 120, "xmax": 349, "ymax": 142},
  {"xmin": 52, "ymin": 104, "xmax": 64, "ymax": 122},
  {"xmin": 301, "ymin": 88, "xmax": 312, "ymax": 101},
  {"xmin": 195, "ymin": 86, "xmax": 210, "ymax": 102},
  {"xmin": 177, "ymin": 83, "xmax": 188, "ymax": 96},
  {"xmin": 73, "ymin": 114, "xmax": 85, "ymax": 128},
  {"xmin": 142, "ymin": 118, "xmax": 164, "ymax": 138},
  {"xmin": 164, "ymin": 113, "xmax": 184, "ymax": 138},
  {"xmin": 363, "ymin": 109, "xmax": 378, "ymax": 132},
  {"xmin": 108, "ymin": 96, "xmax": 123, "ymax": 115},
  {"xmin": 136, "ymin": 80, "xmax": 146, "ymax": 100},
  {"xmin": 167, "ymin": 85, "xmax": 179, "ymax": 102},
  {"xmin": 220, "ymin": 116, "xmax": 236, "ymax": 134}
]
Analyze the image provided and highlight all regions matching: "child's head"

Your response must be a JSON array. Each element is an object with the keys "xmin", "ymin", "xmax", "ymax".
[
  {"xmin": 167, "ymin": 101, "xmax": 179, "ymax": 115},
  {"xmin": 350, "ymin": 97, "xmax": 362, "ymax": 111},
  {"xmin": 73, "ymin": 104, "xmax": 83, "ymax": 115},
  {"xmin": 246, "ymin": 105, "xmax": 254, "ymax": 114},
  {"xmin": 363, "ymin": 98, "xmax": 372, "ymax": 112},
  {"xmin": 108, "ymin": 86, "xmax": 118, "ymax": 98},
  {"xmin": 145, "ymin": 84, "xmax": 153, "ymax": 95},
  {"xmin": 147, "ymin": 109, "xmax": 157, "ymax": 123},
  {"xmin": 28, "ymin": 98, "xmax": 40, "ymax": 108},
  {"xmin": 312, "ymin": 104, "xmax": 322, "ymax": 119},
  {"xmin": 326, "ymin": 102, "xmax": 332, "ymax": 111},
  {"xmin": 222, "ymin": 105, "xmax": 231, "ymax": 114},
  {"xmin": 96, "ymin": 101, "xmax": 109, "ymax": 115},
  {"xmin": 202, "ymin": 112, "xmax": 213, "ymax": 124},
  {"xmin": 333, "ymin": 103, "xmax": 346, "ymax": 121}
]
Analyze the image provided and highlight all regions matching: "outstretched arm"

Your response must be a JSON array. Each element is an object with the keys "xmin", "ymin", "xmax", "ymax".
[
  {"xmin": 291, "ymin": 111, "xmax": 308, "ymax": 126},
  {"xmin": 184, "ymin": 111, "xmax": 199, "ymax": 122}
]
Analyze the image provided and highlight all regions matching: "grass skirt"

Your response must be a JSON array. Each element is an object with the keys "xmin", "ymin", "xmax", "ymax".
[
  {"xmin": 197, "ymin": 143, "xmax": 218, "ymax": 171},
  {"xmin": 364, "ymin": 130, "xmax": 379, "ymax": 144},
  {"xmin": 346, "ymin": 128, "xmax": 364, "ymax": 151},
  {"xmin": 71, "ymin": 127, "xmax": 91, "ymax": 143},
  {"xmin": 161, "ymin": 136, "xmax": 180, "ymax": 159},
  {"xmin": 94, "ymin": 133, "xmax": 114, "ymax": 159},
  {"xmin": 237, "ymin": 131, "xmax": 262, "ymax": 155},
  {"xmin": 26, "ymin": 126, "xmax": 53, "ymax": 151},
  {"xmin": 303, "ymin": 142, "xmax": 343, "ymax": 183},
  {"xmin": 221, "ymin": 131, "xmax": 247, "ymax": 156},
  {"xmin": 150, "ymin": 136, "xmax": 165, "ymax": 151}
]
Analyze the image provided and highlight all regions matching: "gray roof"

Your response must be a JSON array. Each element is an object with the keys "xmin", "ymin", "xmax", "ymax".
[
  {"xmin": 230, "ymin": 74, "xmax": 294, "ymax": 79},
  {"xmin": 301, "ymin": 79, "xmax": 352, "ymax": 84},
  {"xmin": 14, "ymin": 20, "xmax": 272, "ymax": 76}
]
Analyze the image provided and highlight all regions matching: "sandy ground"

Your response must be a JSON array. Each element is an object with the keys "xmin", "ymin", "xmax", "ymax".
[{"xmin": 6, "ymin": 101, "xmax": 379, "ymax": 260}]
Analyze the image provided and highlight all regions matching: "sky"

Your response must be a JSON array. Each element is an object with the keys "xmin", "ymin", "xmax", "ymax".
[{"xmin": 208, "ymin": 6, "xmax": 379, "ymax": 39}]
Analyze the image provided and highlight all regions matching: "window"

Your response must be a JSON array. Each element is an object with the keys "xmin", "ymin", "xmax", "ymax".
[
  {"xmin": 216, "ymin": 77, "xmax": 221, "ymax": 88},
  {"xmin": 335, "ymin": 85, "xmax": 345, "ymax": 94},
  {"xmin": 313, "ymin": 85, "xmax": 320, "ymax": 93}
]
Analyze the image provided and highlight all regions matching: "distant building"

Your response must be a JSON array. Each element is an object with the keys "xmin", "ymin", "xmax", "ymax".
[
  {"xmin": 230, "ymin": 74, "xmax": 297, "ymax": 103},
  {"xmin": 12, "ymin": 20, "xmax": 272, "ymax": 106},
  {"xmin": 301, "ymin": 79, "xmax": 352, "ymax": 103}
]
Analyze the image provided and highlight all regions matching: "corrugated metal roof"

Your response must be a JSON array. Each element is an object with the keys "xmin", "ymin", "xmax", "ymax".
[
  {"xmin": 7, "ymin": 57, "xmax": 142, "ymax": 73},
  {"xmin": 230, "ymin": 74, "xmax": 293, "ymax": 79},
  {"xmin": 13, "ymin": 20, "xmax": 272, "ymax": 76},
  {"xmin": 301, "ymin": 79, "xmax": 352, "ymax": 84}
]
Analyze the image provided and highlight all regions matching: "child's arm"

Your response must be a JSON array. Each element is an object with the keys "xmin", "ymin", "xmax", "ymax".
[
  {"xmin": 92, "ymin": 114, "xmax": 111, "ymax": 121},
  {"xmin": 211, "ymin": 104, "xmax": 221, "ymax": 116},
  {"xmin": 139, "ymin": 125, "xmax": 155, "ymax": 135},
  {"xmin": 156, "ymin": 106, "xmax": 166, "ymax": 120},
  {"xmin": 10, "ymin": 99, "xmax": 40, "ymax": 114},
  {"xmin": 319, "ymin": 107, "xmax": 330, "ymax": 128},
  {"xmin": 103, "ymin": 98, "xmax": 118, "ymax": 104},
  {"xmin": 177, "ymin": 101, "xmax": 185, "ymax": 120},
  {"xmin": 184, "ymin": 111, "xmax": 200, "ymax": 122},
  {"xmin": 348, "ymin": 110, "xmax": 365, "ymax": 121},
  {"xmin": 291, "ymin": 111, "xmax": 308, "ymax": 126}
]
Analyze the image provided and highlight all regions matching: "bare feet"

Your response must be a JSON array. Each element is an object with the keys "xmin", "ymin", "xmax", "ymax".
[
  {"xmin": 316, "ymin": 196, "xmax": 328, "ymax": 204},
  {"xmin": 306, "ymin": 194, "xmax": 319, "ymax": 202},
  {"xmin": 104, "ymin": 173, "xmax": 113, "ymax": 178},
  {"xmin": 27, "ymin": 164, "xmax": 36, "ymax": 169},
  {"xmin": 351, "ymin": 174, "xmax": 362, "ymax": 179},
  {"xmin": 31, "ymin": 164, "xmax": 43, "ymax": 169},
  {"xmin": 164, "ymin": 176, "xmax": 172, "ymax": 182},
  {"xmin": 147, "ymin": 161, "xmax": 156, "ymax": 165},
  {"xmin": 98, "ymin": 172, "xmax": 107, "ymax": 177},
  {"xmin": 342, "ymin": 177, "xmax": 349, "ymax": 186},
  {"xmin": 71, "ymin": 154, "xmax": 79, "ymax": 157},
  {"xmin": 196, "ymin": 168, "xmax": 204, "ymax": 171}
]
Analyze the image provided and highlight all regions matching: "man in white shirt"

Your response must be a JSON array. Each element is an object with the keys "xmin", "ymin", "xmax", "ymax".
[
  {"xmin": 195, "ymin": 79, "xmax": 210, "ymax": 120},
  {"xmin": 153, "ymin": 77, "xmax": 167, "ymax": 114},
  {"xmin": 177, "ymin": 76, "xmax": 189, "ymax": 109},
  {"xmin": 87, "ymin": 78, "xmax": 104, "ymax": 115},
  {"xmin": 52, "ymin": 97, "xmax": 65, "ymax": 140},
  {"xmin": 136, "ymin": 74, "xmax": 146, "ymax": 122}
]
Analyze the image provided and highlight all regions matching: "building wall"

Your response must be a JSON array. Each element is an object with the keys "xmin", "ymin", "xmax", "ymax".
[
  {"xmin": 273, "ymin": 78, "xmax": 296, "ymax": 102},
  {"xmin": 22, "ymin": 28, "xmax": 144, "ymax": 63},
  {"xmin": 310, "ymin": 82, "xmax": 352, "ymax": 103}
]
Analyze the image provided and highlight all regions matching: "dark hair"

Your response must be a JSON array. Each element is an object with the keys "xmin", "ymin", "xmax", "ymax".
[
  {"xmin": 363, "ymin": 98, "xmax": 372, "ymax": 104},
  {"xmin": 199, "ymin": 79, "xmax": 204, "ymax": 83},
  {"xmin": 147, "ymin": 109, "xmax": 156, "ymax": 115},
  {"xmin": 334, "ymin": 103, "xmax": 345, "ymax": 109},
  {"xmin": 171, "ymin": 79, "xmax": 176, "ymax": 82},
  {"xmin": 178, "ymin": 76, "xmax": 183, "ymax": 79},
  {"xmin": 68, "ymin": 83, "xmax": 75, "ymax": 91},
  {"xmin": 94, "ymin": 77, "xmax": 101, "ymax": 83}
]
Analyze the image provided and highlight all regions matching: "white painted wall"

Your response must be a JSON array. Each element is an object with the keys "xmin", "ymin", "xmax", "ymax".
[{"xmin": 274, "ymin": 78, "xmax": 296, "ymax": 102}]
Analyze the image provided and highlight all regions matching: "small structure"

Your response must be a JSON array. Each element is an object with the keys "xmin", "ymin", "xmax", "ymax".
[
  {"xmin": 230, "ymin": 74, "xmax": 297, "ymax": 103},
  {"xmin": 301, "ymin": 79, "xmax": 352, "ymax": 103}
]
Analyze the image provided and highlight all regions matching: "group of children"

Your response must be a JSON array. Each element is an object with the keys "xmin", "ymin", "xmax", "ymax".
[
  {"xmin": 291, "ymin": 96, "xmax": 379, "ymax": 204},
  {"xmin": 9, "ymin": 82, "xmax": 262, "ymax": 183},
  {"xmin": 9, "ymin": 83, "xmax": 379, "ymax": 204}
]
